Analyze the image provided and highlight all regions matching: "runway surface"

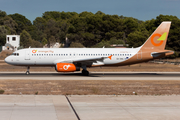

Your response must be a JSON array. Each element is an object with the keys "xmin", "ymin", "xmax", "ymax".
[
  {"xmin": 1, "ymin": 95, "xmax": 180, "ymax": 120},
  {"xmin": 0, "ymin": 72, "xmax": 180, "ymax": 80}
]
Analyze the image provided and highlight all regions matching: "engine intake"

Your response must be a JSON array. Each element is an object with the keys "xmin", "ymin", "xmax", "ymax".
[{"xmin": 56, "ymin": 63, "xmax": 80, "ymax": 72}]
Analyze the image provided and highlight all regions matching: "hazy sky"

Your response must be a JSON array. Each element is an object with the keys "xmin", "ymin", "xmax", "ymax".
[{"xmin": 0, "ymin": 0, "xmax": 180, "ymax": 22}]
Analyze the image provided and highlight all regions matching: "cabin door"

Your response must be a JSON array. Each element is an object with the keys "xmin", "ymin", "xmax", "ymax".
[
  {"xmin": 25, "ymin": 50, "xmax": 30, "ymax": 60},
  {"xmin": 137, "ymin": 50, "xmax": 142, "ymax": 60}
]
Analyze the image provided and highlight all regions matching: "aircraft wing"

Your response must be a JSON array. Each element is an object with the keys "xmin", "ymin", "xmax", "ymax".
[{"xmin": 53, "ymin": 55, "xmax": 112, "ymax": 64}]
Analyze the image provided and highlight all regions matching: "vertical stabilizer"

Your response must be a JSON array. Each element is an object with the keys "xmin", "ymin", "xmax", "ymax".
[{"xmin": 141, "ymin": 21, "xmax": 171, "ymax": 50}]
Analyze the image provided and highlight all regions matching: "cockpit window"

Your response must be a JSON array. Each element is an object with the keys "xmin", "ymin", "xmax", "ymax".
[{"xmin": 11, "ymin": 53, "xmax": 19, "ymax": 56}]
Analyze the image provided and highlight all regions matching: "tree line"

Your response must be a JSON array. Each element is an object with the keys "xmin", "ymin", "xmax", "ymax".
[{"xmin": 0, "ymin": 10, "xmax": 180, "ymax": 57}]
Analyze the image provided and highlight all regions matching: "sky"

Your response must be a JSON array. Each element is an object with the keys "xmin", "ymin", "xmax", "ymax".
[{"xmin": 0, "ymin": 0, "xmax": 180, "ymax": 23}]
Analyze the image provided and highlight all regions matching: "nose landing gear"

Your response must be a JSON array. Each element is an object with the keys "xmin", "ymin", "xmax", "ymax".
[{"xmin": 26, "ymin": 66, "xmax": 30, "ymax": 75}]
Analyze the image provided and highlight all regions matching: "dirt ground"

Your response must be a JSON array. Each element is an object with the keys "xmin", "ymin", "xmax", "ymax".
[{"xmin": 0, "ymin": 80, "xmax": 180, "ymax": 95}]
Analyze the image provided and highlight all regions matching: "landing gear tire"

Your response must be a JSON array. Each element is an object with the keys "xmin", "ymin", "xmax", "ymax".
[
  {"xmin": 82, "ymin": 70, "xmax": 89, "ymax": 76},
  {"xmin": 26, "ymin": 66, "xmax": 30, "ymax": 75},
  {"xmin": 26, "ymin": 71, "xmax": 30, "ymax": 75}
]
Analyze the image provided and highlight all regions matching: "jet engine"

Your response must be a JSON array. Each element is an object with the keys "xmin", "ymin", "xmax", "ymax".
[{"xmin": 56, "ymin": 63, "xmax": 80, "ymax": 72}]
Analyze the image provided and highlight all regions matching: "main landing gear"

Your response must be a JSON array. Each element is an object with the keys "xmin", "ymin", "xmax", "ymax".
[
  {"xmin": 82, "ymin": 69, "xmax": 89, "ymax": 76},
  {"xmin": 81, "ymin": 65, "xmax": 89, "ymax": 76},
  {"xmin": 26, "ymin": 66, "xmax": 30, "ymax": 75}
]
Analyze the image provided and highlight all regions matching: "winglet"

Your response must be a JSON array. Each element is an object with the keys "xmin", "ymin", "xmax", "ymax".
[{"xmin": 108, "ymin": 55, "xmax": 113, "ymax": 60}]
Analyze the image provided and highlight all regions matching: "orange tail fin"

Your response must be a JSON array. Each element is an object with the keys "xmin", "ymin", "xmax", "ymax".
[{"xmin": 141, "ymin": 21, "xmax": 171, "ymax": 50}]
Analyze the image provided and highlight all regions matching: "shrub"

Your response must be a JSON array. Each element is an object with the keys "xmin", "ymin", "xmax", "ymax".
[{"xmin": 0, "ymin": 90, "xmax": 4, "ymax": 94}]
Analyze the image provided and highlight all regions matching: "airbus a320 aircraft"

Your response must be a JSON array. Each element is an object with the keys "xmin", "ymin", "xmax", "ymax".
[{"xmin": 5, "ymin": 22, "xmax": 174, "ymax": 76}]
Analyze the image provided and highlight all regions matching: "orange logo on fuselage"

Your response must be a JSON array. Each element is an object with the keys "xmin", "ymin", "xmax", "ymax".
[
  {"xmin": 108, "ymin": 55, "xmax": 113, "ymax": 60},
  {"xmin": 32, "ymin": 50, "xmax": 37, "ymax": 53}
]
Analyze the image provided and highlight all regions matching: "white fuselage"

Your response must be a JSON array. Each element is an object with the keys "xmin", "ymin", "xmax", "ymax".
[{"xmin": 5, "ymin": 48, "xmax": 140, "ymax": 67}]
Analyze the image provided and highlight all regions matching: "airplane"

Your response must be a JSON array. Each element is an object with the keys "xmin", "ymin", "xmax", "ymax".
[{"xmin": 5, "ymin": 21, "xmax": 174, "ymax": 76}]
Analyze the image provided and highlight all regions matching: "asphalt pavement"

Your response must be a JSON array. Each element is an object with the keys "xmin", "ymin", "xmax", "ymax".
[
  {"xmin": 0, "ymin": 72, "xmax": 180, "ymax": 80},
  {"xmin": 1, "ymin": 95, "xmax": 180, "ymax": 120}
]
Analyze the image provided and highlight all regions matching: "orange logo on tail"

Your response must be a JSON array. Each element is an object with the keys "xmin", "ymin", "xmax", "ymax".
[{"xmin": 151, "ymin": 33, "xmax": 167, "ymax": 47}]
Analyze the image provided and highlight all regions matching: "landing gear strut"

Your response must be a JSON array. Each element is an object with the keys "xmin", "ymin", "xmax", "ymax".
[
  {"xmin": 81, "ymin": 65, "xmax": 89, "ymax": 76},
  {"xmin": 26, "ymin": 66, "xmax": 30, "ymax": 75},
  {"xmin": 82, "ymin": 69, "xmax": 89, "ymax": 76}
]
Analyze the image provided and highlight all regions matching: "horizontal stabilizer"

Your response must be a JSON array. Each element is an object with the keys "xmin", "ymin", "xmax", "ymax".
[{"xmin": 151, "ymin": 50, "xmax": 174, "ymax": 57}]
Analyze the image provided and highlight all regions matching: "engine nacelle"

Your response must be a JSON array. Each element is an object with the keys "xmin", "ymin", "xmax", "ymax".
[{"xmin": 56, "ymin": 63, "xmax": 80, "ymax": 72}]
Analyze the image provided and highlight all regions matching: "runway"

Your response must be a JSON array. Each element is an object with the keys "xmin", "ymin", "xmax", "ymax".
[
  {"xmin": 0, "ymin": 72, "xmax": 180, "ymax": 80},
  {"xmin": 1, "ymin": 95, "xmax": 180, "ymax": 120}
]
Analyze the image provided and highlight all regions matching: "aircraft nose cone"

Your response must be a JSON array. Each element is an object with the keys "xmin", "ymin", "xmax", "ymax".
[{"xmin": 5, "ymin": 57, "xmax": 10, "ymax": 64}]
